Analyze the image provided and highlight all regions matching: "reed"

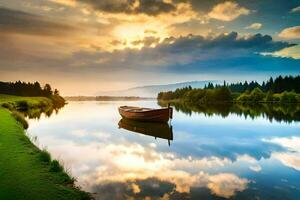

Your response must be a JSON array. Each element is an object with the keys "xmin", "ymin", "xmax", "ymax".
[{"xmin": 11, "ymin": 111, "xmax": 28, "ymax": 129}]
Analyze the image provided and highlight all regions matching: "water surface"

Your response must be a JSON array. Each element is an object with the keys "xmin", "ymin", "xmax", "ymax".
[{"xmin": 27, "ymin": 101, "xmax": 300, "ymax": 199}]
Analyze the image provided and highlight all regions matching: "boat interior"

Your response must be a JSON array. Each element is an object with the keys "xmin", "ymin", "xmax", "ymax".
[{"xmin": 120, "ymin": 106, "xmax": 153, "ymax": 112}]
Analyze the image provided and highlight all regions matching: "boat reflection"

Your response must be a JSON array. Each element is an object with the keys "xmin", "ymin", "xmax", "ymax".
[{"xmin": 118, "ymin": 119, "xmax": 173, "ymax": 146}]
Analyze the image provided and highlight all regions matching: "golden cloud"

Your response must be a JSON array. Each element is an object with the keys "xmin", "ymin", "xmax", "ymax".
[
  {"xmin": 207, "ymin": 173, "xmax": 249, "ymax": 198},
  {"xmin": 278, "ymin": 25, "xmax": 300, "ymax": 39},
  {"xmin": 208, "ymin": 1, "xmax": 250, "ymax": 21},
  {"xmin": 261, "ymin": 45, "xmax": 300, "ymax": 60},
  {"xmin": 46, "ymin": 0, "xmax": 200, "ymax": 50},
  {"xmin": 245, "ymin": 23, "xmax": 262, "ymax": 30},
  {"xmin": 48, "ymin": 0, "xmax": 77, "ymax": 7}
]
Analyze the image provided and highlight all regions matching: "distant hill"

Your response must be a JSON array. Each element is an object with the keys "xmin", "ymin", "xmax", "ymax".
[
  {"xmin": 97, "ymin": 80, "xmax": 220, "ymax": 97},
  {"xmin": 65, "ymin": 96, "xmax": 153, "ymax": 101}
]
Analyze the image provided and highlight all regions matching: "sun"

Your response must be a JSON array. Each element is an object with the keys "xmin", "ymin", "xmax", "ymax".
[{"xmin": 112, "ymin": 21, "xmax": 168, "ymax": 49}]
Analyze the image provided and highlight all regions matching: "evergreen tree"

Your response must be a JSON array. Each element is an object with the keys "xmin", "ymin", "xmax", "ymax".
[{"xmin": 0, "ymin": 81, "xmax": 57, "ymax": 97}]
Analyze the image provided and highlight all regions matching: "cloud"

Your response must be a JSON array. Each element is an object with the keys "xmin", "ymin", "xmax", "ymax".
[
  {"xmin": 249, "ymin": 165, "xmax": 262, "ymax": 172},
  {"xmin": 1, "ymin": 21, "xmax": 298, "ymax": 94},
  {"xmin": 245, "ymin": 23, "xmax": 262, "ymax": 30},
  {"xmin": 0, "ymin": 7, "xmax": 77, "ymax": 36},
  {"xmin": 278, "ymin": 26, "xmax": 300, "ymax": 39},
  {"xmin": 1, "ymin": 31, "xmax": 295, "ymax": 86},
  {"xmin": 131, "ymin": 183, "xmax": 141, "ymax": 194},
  {"xmin": 261, "ymin": 45, "xmax": 300, "ymax": 60},
  {"xmin": 167, "ymin": 19, "xmax": 216, "ymax": 38},
  {"xmin": 207, "ymin": 173, "xmax": 249, "ymax": 198},
  {"xmin": 75, "ymin": 0, "xmax": 176, "ymax": 16},
  {"xmin": 290, "ymin": 5, "xmax": 300, "ymax": 13},
  {"xmin": 208, "ymin": 1, "xmax": 250, "ymax": 21},
  {"xmin": 130, "ymin": 36, "xmax": 160, "ymax": 47},
  {"xmin": 48, "ymin": 0, "xmax": 77, "ymax": 7},
  {"xmin": 72, "ymin": 32, "xmax": 292, "ymax": 72}
]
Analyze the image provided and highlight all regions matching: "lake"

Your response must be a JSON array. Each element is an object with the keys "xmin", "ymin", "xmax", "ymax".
[{"xmin": 26, "ymin": 101, "xmax": 300, "ymax": 200}]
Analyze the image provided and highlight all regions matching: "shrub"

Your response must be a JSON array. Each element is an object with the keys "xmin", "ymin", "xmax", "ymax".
[
  {"xmin": 59, "ymin": 172, "xmax": 76, "ymax": 184},
  {"xmin": 265, "ymin": 91, "xmax": 274, "ymax": 102},
  {"xmin": 16, "ymin": 100, "xmax": 29, "ymax": 109},
  {"xmin": 231, "ymin": 92, "xmax": 240, "ymax": 100},
  {"xmin": 237, "ymin": 87, "xmax": 265, "ymax": 102},
  {"xmin": 50, "ymin": 95, "xmax": 66, "ymax": 108},
  {"xmin": 214, "ymin": 87, "xmax": 232, "ymax": 102},
  {"xmin": 237, "ymin": 93, "xmax": 250, "ymax": 102},
  {"xmin": 280, "ymin": 91, "xmax": 298, "ymax": 103},
  {"xmin": 43, "ymin": 153, "xmax": 76, "ymax": 184},
  {"xmin": 40, "ymin": 149, "xmax": 51, "ymax": 163},
  {"xmin": 38, "ymin": 100, "xmax": 49, "ymax": 108},
  {"xmin": 250, "ymin": 87, "xmax": 265, "ymax": 102},
  {"xmin": 273, "ymin": 95, "xmax": 281, "ymax": 102},
  {"xmin": 11, "ymin": 111, "xmax": 28, "ymax": 129},
  {"xmin": 2, "ymin": 102, "xmax": 14, "ymax": 111},
  {"xmin": 49, "ymin": 160, "xmax": 63, "ymax": 172}
]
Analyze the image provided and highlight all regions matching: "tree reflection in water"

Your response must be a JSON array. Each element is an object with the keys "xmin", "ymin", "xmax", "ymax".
[
  {"xmin": 18, "ymin": 104, "xmax": 65, "ymax": 119},
  {"xmin": 158, "ymin": 101, "xmax": 300, "ymax": 123}
]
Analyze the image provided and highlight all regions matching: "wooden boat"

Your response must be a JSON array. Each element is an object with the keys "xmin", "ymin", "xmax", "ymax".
[
  {"xmin": 118, "ymin": 119, "xmax": 173, "ymax": 145},
  {"xmin": 118, "ymin": 105, "xmax": 173, "ymax": 123}
]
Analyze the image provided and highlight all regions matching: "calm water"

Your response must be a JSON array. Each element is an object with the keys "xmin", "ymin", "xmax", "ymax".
[{"xmin": 26, "ymin": 101, "xmax": 300, "ymax": 200}]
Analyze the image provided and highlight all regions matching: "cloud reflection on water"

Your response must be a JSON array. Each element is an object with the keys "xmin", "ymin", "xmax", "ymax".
[
  {"xmin": 56, "ymin": 140, "xmax": 249, "ymax": 198},
  {"xmin": 264, "ymin": 137, "xmax": 300, "ymax": 171},
  {"xmin": 26, "ymin": 101, "xmax": 300, "ymax": 199}
]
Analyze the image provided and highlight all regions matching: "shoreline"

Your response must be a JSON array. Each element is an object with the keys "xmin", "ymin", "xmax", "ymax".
[{"xmin": 0, "ymin": 94, "xmax": 90, "ymax": 200}]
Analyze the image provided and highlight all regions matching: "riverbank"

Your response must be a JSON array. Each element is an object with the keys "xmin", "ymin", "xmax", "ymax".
[{"xmin": 0, "ymin": 95, "xmax": 90, "ymax": 200}]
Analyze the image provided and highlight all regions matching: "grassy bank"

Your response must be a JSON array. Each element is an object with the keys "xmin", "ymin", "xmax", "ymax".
[
  {"xmin": 0, "ymin": 95, "xmax": 89, "ymax": 200},
  {"xmin": 0, "ymin": 94, "xmax": 52, "ymax": 107}
]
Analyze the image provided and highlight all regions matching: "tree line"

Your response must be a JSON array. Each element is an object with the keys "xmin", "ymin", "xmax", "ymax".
[
  {"xmin": 205, "ymin": 75, "xmax": 300, "ymax": 93},
  {"xmin": 0, "ymin": 81, "xmax": 60, "ymax": 97},
  {"xmin": 158, "ymin": 86, "xmax": 232, "ymax": 103},
  {"xmin": 158, "ymin": 75, "xmax": 300, "ymax": 103}
]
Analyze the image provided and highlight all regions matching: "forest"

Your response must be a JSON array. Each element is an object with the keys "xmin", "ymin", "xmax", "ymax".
[
  {"xmin": 0, "ymin": 81, "xmax": 65, "ymax": 107},
  {"xmin": 0, "ymin": 81, "xmax": 60, "ymax": 97},
  {"xmin": 205, "ymin": 75, "xmax": 300, "ymax": 93},
  {"xmin": 157, "ymin": 75, "xmax": 300, "ymax": 103}
]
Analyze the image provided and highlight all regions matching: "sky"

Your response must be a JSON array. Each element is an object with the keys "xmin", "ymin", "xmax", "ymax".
[{"xmin": 0, "ymin": 0, "xmax": 300, "ymax": 95}]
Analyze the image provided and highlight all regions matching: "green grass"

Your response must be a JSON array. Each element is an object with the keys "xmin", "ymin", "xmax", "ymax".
[
  {"xmin": 0, "ymin": 94, "xmax": 51, "ymax": 106},
  {"xmin": 40, "ymin": 149, "xmax": 51, "ymax": 163},
  {"xmin": 11, "ymin": 111, "xmax": 29, "ymax": 129},
  {"xmin": 0, "ymin": 95, "xmax": 90, "ymax": 200},
  {"xmin": 49, "ymin": 160, "xmax": 64, "ymax": 172}
]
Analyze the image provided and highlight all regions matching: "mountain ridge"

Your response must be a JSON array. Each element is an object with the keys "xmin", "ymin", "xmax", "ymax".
[{"xmin": 97, "ymin": 80, "xmax": 221, "ymax": 97}]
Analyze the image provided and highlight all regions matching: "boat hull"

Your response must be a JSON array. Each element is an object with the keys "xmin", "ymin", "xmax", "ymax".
[{"xmin": 118, "ymin": 106, "xmax": 172, "ymax": 123}]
